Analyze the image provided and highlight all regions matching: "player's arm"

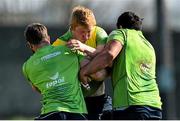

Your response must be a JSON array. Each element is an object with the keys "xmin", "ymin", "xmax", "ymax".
[
  {"xmin": 22, "ymin": 64, "xmax": 41, "ymax": 93},
  {"xmin": 67, "ymin": 27, "xmax": 107, "ymax": 57},
  {"xmin": 79, "ymin": 40, "xmax": 123, "ymax": 84},
  {"xmin": 25, "ymin": 78, "xmax": 41, "ymax": 93},
  {"xmin": 84, "ymin": 44, "xmax": 104, "ymax": 59},
  {"xmin": 89, "ymin": 69, "xmax": 108, "ymax": 81},
  {"xmin": 66, "ymin": 39, "xmax": 96, "ymax": 55},
  {"xmin": 31, "ymin": 84, "xmax": 41, "ymax": 93},
  {"xmin": 67, "ymin": 40, "xmax": 105, "ymax": 58},
  {"xmin": 80, "ymin": 58, "xmax": 108, "ymax": 82}
]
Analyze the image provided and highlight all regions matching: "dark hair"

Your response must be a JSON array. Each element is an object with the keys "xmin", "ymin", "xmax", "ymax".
[
  {"xmin": 24, "ymin": 23, "xmax": 48, "ymax": 44},
  {"xmin": 116, "ymin": 11, "xmax": 143, "ymax": 30}
]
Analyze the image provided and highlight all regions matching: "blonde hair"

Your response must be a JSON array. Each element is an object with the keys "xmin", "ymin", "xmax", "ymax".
[{"xmin": 70, "ymin": 6, "xmax": 96, "ymax": 30}]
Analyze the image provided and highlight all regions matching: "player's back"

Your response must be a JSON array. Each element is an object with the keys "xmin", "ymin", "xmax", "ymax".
[{"xmin": 23, "ymin": 45, "xmax": 87, "ymax": 114}]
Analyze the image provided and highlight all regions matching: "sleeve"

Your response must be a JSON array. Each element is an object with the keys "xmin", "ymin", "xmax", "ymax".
[
  {"xmin": 107, "ymin": 29, "xmax": 126, "ymax": 45},
  {"xmin": 52, "ymin": 29, "xmax": 72, "ymax": 46},
  {"xmin": 95, "ymin": 27, "xmax": 108, "ymax": 45},
  {"xmin": 22, "ymin": 62, "xmax": 37, "ymax": 89},
  {"xmin": 22, "ymin": 62, "xmax": 29, "ymax": 81},
  {"xmin": 76, "ymin": 51, "xmax": 85, "ymax": 63}
]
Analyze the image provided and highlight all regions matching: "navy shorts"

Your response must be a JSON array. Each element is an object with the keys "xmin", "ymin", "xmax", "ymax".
[
  {"xmin": 85, "ymin": 94, "xmax": 112, "ymax": 120},
  {"xmin": 34, "ymin": 111, "xmax": 87, "ymax": 120},
  {"xmin": 113, "ymin": 105, "xmax": 162, "ymax": 120}
]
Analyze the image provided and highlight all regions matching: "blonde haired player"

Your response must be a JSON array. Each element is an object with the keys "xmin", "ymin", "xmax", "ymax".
[{"xmin": 53, "ymin": 5, "xmax": 112, "ymax": 120}]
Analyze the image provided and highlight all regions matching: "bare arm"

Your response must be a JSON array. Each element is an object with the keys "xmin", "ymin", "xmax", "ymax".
[
  {"xmin": 66, "ymin": 39, "xmax": 104, "ymax": 57},
  {"xmin": 80, "ymin": 57, "xmax": 108, "ymax": 82},
  {"xmin": 84, "ymin": 45, "xmax": 104, "ymax": 58},
  {"xmin": 31, "ymin": 84, "xmax": 41, "ymax": 93},
  {"xmin": 79, "ymin": 40, "xmax": 123, "ymax": 84}
]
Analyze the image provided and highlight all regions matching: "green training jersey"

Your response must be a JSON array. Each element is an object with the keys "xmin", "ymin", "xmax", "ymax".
[
  {"xmin": 22, "ymin": 45, "xmax": 87, "ymax": 114},
  {"xmin": 108, "ymin": 29, "xmax": 162, "ymax": 109}
]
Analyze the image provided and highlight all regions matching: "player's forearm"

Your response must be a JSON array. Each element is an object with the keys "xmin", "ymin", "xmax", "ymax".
[
  {"xmin": 83, "ymin": 44, "xmax": 96, "ymax": 56},
  {"xmin": 90, "ymin": 69, "xmax": 108, "ymax": 81},
  {"xmin": 32, "ymin": 85, "xmax": 41, "ymax": 93},
  {"xmin": 84, "ymin": 45, "xmax": 104, "ymax": 58},
  {"xmin": 82, "ymin": 49, "xmax": 113, "ymax": 76}
]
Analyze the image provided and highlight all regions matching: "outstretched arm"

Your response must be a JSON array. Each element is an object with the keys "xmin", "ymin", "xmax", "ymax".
[{"xmin": 79, "ymin": 40, "xmax": 123, "ymax": 84}]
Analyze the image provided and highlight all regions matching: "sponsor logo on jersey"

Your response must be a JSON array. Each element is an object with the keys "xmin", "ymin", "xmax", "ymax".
[
  {"xmin": 41, "ymin": 51, "xmax": 61, "ymax": 61},
  {"xmin": 46, "ymin": 72, "xmax": 64, "ymax": 88}
]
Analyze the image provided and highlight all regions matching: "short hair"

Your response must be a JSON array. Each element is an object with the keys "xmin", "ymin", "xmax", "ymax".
[
  {"xmin": 24, "ymin": 23, "xmax": 48, "ymax": 45},
  {"xmin": 116, "ymin": 11, "xmax": 143, "ymax": 30},
  {"xmin": 70, "ymin": 6, "xmax": 96, "ymax": 30}
]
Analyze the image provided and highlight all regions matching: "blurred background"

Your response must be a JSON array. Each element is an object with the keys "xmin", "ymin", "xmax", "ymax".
[{"xmin": 0, "ymin": 0, "xmax": 179, "ymax": 119}]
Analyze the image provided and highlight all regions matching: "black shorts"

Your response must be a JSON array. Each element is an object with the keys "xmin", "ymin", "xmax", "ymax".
[
  {"xmin": 85, "ymin": 94, "xmax": 112, "ymax": 120},
  {"xmin": 34, "ymin": 111, "xmax": 87, "ymax": 120},
  {"xmin": 113, "ymin": 105, "xmax": 162, "ymax": 120}
]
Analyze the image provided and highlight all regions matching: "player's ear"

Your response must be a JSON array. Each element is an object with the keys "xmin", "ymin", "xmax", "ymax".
[
  {"xmin": 117, "ymin": 25, "xmax": 122, "ymax": 29},
  {"xmin": 26, "ymin": 41, "xmax": 34, "ymax": 51},
  {"xmin": 26, "ymin": 41, "xmax": 35, "ymax": 53},
  {"xmin": 26, "ymin": 41, "xmax": 30, "ymax": 48},
  {"xmin": 47, "ymin": 35, "xmax": 50, "ymax": 42}
]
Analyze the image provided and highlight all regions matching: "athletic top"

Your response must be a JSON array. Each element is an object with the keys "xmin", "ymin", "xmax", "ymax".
[
  {"xmin": 53, "ymin": 26, "xmax": 107, "ymax": 47},
  {"xmin": 108, "ymin": 29, "xmax": 162, "ymax": 109},
  {"xmin": 22, "ymin": 45, "xmax": 87, "ymax": 114},
  {"xmin": 52, "ymin": 26, "xmax": 108, "ymax": 97}
]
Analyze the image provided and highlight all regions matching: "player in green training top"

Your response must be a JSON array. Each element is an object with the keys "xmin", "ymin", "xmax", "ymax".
[
  {"xmin": 22, "ymin": 23, "xmax": 88, "ymax": 120},
  {"xmin": 79, "ymin": 11, "xmax": 162, "ymax": 120},
  {"xmin": 53, "ymin": 6, "xmax": 112, "ymax": 120}
]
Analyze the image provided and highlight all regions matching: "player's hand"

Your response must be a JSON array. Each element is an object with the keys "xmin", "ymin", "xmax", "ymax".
[
  {"xmin": 66, "ymin": 39, "xmax": 86, "ymax": 52},
  {"xmin": 79, "ymin": 67, "xmax": 91, "ymax": 85}
]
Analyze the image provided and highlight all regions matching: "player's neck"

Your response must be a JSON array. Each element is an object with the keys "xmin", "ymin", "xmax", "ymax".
[{"xmin": 34, "ymin": 40, "xmax": 50, "ymax": 52}]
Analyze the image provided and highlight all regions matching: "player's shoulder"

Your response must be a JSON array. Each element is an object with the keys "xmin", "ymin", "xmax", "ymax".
[
  {"xmin": 94, "ymin": 26, "xmax": 108, "ymax": 37},
  {"xmin": 23, "ymin": 56, "xmax": 34, "ymax": 70},
  {"xmin": 95, "ymin": 26, "xmax": 106, "ymax": 31},
  {"xmin": 110, "ymin": 29, "xmax": 127, "ymax": 35},
  {"xmin": 52, "ymin": 45, "xmax": 72, "ymax": 54},
  {"xmin": 59, "ymin": 29, "xmax": 72, "ymax": 41}
]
